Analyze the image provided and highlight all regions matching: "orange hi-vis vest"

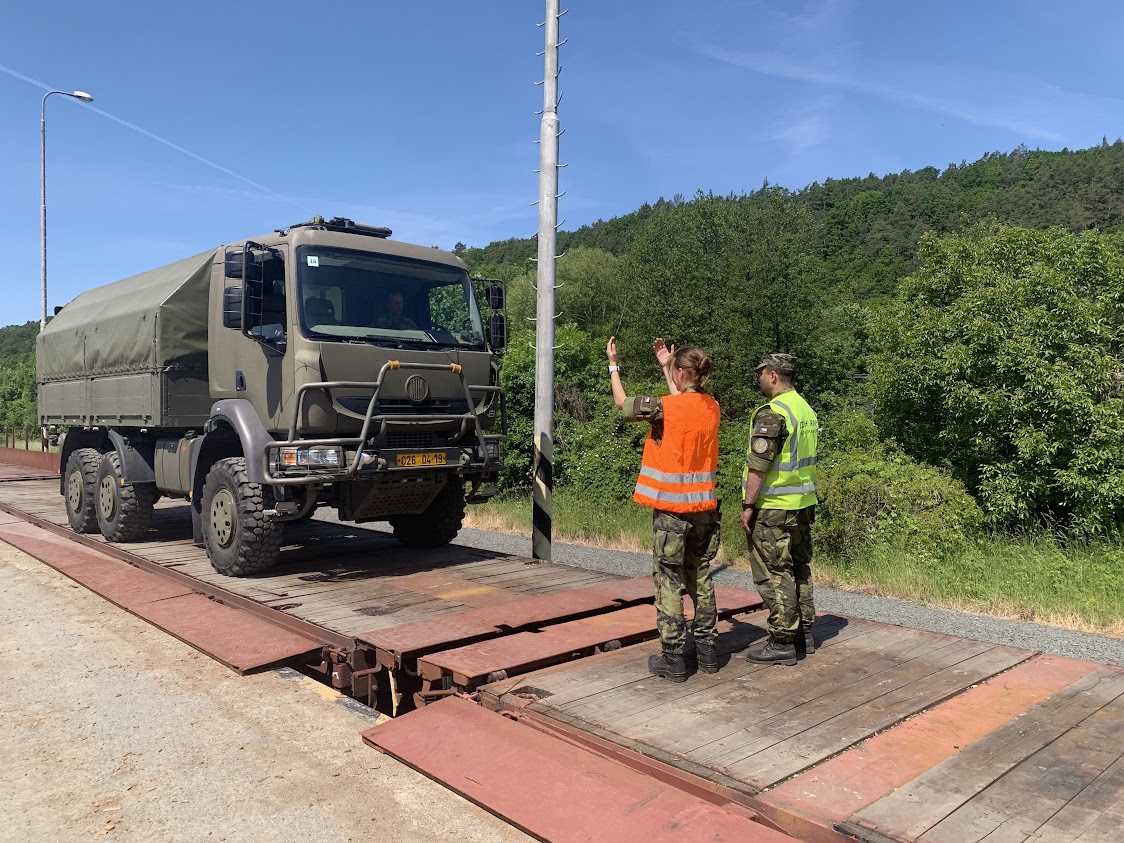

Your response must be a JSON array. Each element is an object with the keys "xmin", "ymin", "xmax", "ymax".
[{"xmin": 633, "ymin": 390, "xmax": 721, "ymax": 513}]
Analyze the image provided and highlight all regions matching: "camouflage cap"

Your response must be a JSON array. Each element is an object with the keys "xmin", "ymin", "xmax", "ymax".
[{"xmin": 754, "ymin": 353, "xmax": 797, "ymax": 375}]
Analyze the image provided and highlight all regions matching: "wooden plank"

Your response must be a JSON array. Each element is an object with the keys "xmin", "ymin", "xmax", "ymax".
[
  {"xmin": 763, "ymin": 654, "xmax": 1102, "ymax": 823},
  {"xmin": 719, "ymin": 644, "xmax": 1034, "ymax": 786},
  {"xmin": 419, "ymin": 605, "xmax": 661, "ymax": 686},
  {"xmin": 913, "ymin": 682, "xmax": 1124, "ymax": 842},
  {"xmin": 850, "ymin": 667, "xmax": 1124, "ymax": 842},
  {"xmin": 567, "ymin": 615, "xmax": 876, "ymax": 727}
]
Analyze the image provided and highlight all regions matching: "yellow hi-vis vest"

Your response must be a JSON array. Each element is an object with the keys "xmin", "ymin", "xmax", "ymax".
[
  {"xmin": 633, "ymin": 391, "xmax": 721, "ymax": 513},
  {"xmin": 743, "ymin": 389, "xmax": 818, "ymax": 510}
]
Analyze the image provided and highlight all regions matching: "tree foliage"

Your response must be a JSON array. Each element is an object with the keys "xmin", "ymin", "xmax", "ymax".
[{"xmin": 871, "ymin": 224, "xmax": 1124, "ymax": 531}]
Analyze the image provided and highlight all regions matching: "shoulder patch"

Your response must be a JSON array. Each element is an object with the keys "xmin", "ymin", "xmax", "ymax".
[{"xmin": 634, "ymin": 395, "xmax": 658, "ymax": 418}]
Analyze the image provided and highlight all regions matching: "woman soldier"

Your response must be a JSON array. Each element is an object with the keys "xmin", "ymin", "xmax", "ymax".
[{"xmin": 607, "ymin": 336, "xmax": 722, "ymax": 681}]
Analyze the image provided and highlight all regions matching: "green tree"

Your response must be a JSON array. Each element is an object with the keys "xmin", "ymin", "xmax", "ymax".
[{"xmin": 871, "ymin": 224, "xmax": 1124, "ymax": 531}]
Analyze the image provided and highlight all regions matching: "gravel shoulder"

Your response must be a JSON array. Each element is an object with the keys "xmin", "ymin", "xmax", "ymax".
[{"xmin": 0, "ymin": 541, "xmax": 530, "ymax": 843}]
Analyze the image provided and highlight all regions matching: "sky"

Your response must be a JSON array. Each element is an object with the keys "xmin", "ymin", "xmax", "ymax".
[{"xmin": 2, "ymin": 0, "xmax": 1123, "ymax": 326}]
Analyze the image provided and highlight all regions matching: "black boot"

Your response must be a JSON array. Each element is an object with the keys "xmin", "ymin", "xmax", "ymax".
[
  {"xmin": 696, "ymin": 642, "xmax": 718, "ymax": 674},
  {"xmin": 746, "ymin": 638, "xmax": 797, "ymax": 666},
  {"xmin": 795, "ymin": 623, "xmax": 815, "ymax": 657},
  {"xmin": 648, "ymin": 651, "xmax": 687, "ymax": 682}
]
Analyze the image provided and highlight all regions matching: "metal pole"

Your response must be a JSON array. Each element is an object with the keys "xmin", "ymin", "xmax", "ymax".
[
  {"xmin": 532, "ymin": 1, "xmax": 563, "ymax": 561},
  {"xmin": 40, "ymin": 90, "xmax": 93, "ymax": 333},
  {"xmin": 40, "ymin": 94, "xmax": 49, "ymax": 332}
]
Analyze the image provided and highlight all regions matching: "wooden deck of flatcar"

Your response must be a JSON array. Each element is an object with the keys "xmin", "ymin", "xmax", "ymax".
[
  {"xmin": 474, "ymin": 615, "xmax": 1124, "ymax": 842},
  {"xmin": 0, "ymin": 478, "xmax": 621, "ymax": 640}
]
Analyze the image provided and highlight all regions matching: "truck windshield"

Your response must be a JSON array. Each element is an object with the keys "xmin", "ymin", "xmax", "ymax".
[{"xmin": 296, "ymin": 246, "xmax": 485, "ymax": 349}]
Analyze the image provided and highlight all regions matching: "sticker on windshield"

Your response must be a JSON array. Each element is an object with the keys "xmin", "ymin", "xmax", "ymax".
[{"xmin": 306, "ymin": 255, "xmax": 320, "ymax": 267}]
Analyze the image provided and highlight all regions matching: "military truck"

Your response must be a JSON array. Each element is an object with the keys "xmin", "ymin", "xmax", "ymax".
[{"xmin": 38, "ymin": 216, "xmax": 506, "ymax": 576}]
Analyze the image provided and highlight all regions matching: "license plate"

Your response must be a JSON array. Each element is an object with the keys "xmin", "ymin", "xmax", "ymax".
[{"xmin": 396, "ymin": 452, "xmax": 447, "ymax": 467}]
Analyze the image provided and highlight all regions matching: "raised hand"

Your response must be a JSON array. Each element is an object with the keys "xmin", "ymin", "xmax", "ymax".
[
  {"xmin": 606, "ymin": 336, "xmax": 619, "ymax": 365},
  {"xmin": 653, "ymin": 337, "xmax": 675, "ymax": 367}
]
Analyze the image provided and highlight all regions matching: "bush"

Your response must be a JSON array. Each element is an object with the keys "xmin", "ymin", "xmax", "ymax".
[
  {"xmin": 871, "ymin": 224, "xmax": 1124, "ymax": 532},
  {"xmin": 816, "ymin": 412, "xmax": 984, "ymax": 560}
]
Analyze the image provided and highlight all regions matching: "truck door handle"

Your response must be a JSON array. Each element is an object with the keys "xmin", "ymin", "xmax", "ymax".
[{"xmin": 235, "ymin": 371, "xmax": 246, "ymax": 391}]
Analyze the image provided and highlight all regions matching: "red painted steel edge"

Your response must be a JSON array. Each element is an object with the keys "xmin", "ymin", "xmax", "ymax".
[
  {"xmin": 0, "ymin": 498, "xmax": 353, "ymax": 651},
  {"xmin": 0, "ymin": 520, "xmax": 322, "ymax": 673},
  {"xmin": 362, "ymin": 696, "xmax": 802, "ymax": 843}
]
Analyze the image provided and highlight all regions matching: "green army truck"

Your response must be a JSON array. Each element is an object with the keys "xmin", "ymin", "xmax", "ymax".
[{"xmin": 38, "ymin": 216, "xmax": 506, "ymax": 576}]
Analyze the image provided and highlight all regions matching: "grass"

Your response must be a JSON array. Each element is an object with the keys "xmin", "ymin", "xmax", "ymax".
[{"xmin": 466, "ymin": 490, "xmax": 1124, "ymax": 637}]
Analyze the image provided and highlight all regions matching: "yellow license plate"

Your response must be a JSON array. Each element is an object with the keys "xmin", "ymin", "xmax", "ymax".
[{"xmin": 396, "ymin": 452, "xmax": 447, "ymax": 467}]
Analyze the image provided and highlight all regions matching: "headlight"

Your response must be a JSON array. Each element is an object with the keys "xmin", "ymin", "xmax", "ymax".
[
  {"xmin": 476, "ymin": 442, "xmax": 501, "ymax": 460},
  {"xmin": 271, "ymin": 446, "xmax": 343, "ymax": 472}
]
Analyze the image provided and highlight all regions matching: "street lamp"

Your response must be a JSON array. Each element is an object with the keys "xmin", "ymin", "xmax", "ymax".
[{"xmin": 41, "ymin": 89, "xmax": 93, "ymax": 332}]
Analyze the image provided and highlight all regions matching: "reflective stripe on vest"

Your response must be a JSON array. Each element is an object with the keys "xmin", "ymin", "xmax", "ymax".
[
  {"xmin": 633, "ymin": 391, "xmax": 720, "ymax": 513},
  {"xmin": 742, "ymin": 389, "xmax": 818, "ymax": 510}
]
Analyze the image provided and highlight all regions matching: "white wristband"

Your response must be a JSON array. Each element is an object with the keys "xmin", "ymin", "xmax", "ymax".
[{"xmin": 608, "ymin": 365, "xmax": 620, "ymax": 373}]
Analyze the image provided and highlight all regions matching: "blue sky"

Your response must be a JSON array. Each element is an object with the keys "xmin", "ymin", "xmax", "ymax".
[{"xmin": 2, "ymin": 1, "xmax": 1123, "ymax": 326}]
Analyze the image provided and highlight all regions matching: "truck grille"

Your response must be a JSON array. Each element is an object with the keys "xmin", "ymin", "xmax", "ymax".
[{"xmin": 386, "ymin": 432, "xmax": 445, "ymax": 449}]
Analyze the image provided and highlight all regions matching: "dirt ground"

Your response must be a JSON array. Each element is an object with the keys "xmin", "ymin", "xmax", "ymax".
[{"xmin": 0, "ymin": 541, "xmax": 529, "ymax": 843}]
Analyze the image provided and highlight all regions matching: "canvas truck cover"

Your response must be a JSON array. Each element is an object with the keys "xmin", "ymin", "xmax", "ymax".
[{"xmin": 37, "ymin": 248, "xmax": 217, "ymax": 382}]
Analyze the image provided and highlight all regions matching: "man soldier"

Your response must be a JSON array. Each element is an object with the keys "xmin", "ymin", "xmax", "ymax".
[
  {"xmin": 374, "ymin": 290, "xmax": 418, "ymax": 330},
  {"xmin": 740, "ymin": 353, "xmax": 818, "ymax": 666}
]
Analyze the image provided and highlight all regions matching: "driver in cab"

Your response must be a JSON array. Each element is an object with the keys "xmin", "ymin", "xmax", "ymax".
[{"xmin": 374, "ymin": 290, "xmax": 418, "ymax": 331}]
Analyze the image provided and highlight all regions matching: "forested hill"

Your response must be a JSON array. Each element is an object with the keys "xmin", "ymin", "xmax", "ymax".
[{"xmin": 462, "ymin": 140, "xmax": 1124, "ymax": 299}]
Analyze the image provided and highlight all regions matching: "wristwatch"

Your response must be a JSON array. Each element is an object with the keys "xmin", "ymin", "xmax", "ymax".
[{"xmin": 608, "ymin": 365, "xmax": 620, "ymax": 373}]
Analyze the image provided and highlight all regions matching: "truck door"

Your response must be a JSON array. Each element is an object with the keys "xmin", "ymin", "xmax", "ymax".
[{"xmin": 211, "ymin": 244, "xmax": 290, "ymax": 427}]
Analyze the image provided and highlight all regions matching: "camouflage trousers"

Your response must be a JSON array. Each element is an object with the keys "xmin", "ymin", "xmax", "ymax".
[
  {"xmin": 747, "ymin": 506, "xmax": 816, "ymax": 645},
  {"xmin": 652, "ymin": 509, "xmax": 721, "ymax": 655}
]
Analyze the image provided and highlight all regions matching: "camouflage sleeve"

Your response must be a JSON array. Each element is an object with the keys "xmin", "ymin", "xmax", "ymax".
[
  {"xmin": 621, "ymin": 395, "xmax": 664, "ymax": 424},
  {"xmin": 745, "ymin": 408, "xmax": 787, "ymax": 472}
]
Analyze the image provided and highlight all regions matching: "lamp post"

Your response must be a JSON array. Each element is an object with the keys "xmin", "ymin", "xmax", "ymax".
[{"xmin": 41, "ymin": 89, "xmax": 93, "ymax": 332}]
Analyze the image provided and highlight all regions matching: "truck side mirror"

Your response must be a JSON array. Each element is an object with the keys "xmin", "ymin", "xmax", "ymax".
[
  {"xmin": 485, "ymin": 284, "xmax": 505, "ymax": 310},
  {"xmin": 223, "ymin": 286, "xmax": 243, "ymax": 329},
  {"xmin": 489, "ymin": 312, "xmax": 506, "ymax": 353}
]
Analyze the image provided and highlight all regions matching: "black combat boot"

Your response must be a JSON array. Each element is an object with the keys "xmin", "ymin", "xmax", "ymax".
[
  {"xmin": 746, "ymin": 638, "xmax": 798, "ymax": 666},
  {"xmin": 801, "ymin": 626, "xmax": 815, "ymax": 656},
  {"xmin": 648, "ymin": 651, "xmax": 688, "ymax": 682},
  {"xmin": 696, "ymin": 642, "xmax": 718, "ymax": 674}
]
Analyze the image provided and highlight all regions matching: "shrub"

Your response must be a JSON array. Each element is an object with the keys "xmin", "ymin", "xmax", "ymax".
[{"xmin": 815, "ymin": 413, "xmax": 984, "ymax": 560}]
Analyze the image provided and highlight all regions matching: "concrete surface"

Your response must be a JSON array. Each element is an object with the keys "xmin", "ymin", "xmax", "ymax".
[{"xmin": 0, "ymin": 541, "xmax": 530, "ymax": 843}]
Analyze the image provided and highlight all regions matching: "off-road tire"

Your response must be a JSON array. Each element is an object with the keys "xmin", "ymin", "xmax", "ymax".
[
  {"xmin": 64, "ymin": 448, "xmax": 102, "ymax": 534},
  {"xmin": 201, "ymin": 457, "xmax": 284, "ymax": 577},
  {"xmin": 390, "ymin": 477, "xmax": 466, "ymax": 548},
  {"xmin": 95, "ymin": 451, "xmax": 157, "ymax": 542}
]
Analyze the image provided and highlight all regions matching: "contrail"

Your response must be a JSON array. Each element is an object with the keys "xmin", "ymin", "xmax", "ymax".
[{"xmin": 1, "ymin": 62, "xmax": 297, "ymax": 205}]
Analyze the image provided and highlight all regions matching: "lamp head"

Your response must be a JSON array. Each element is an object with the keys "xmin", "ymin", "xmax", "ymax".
[{"xmin": 72, "ymin": 91, "xmax": 94, "ymax": 103}]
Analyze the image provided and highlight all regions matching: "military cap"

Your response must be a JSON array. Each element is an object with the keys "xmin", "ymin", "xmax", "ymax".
[{"xmin": 754, "ymin": 353, "xmax": 797, "ymax": 375}]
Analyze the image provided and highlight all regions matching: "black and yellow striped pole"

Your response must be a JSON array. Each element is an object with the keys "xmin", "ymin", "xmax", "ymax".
[{"xmin": 532, "ymin": 1, "xmax": 564, "ymax": 561}]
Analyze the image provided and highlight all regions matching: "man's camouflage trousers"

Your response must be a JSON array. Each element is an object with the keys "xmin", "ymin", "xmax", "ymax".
[
  {"xmin": 652, "ymin": 509, "xmax": 721, "ymax": 655},
  {"xmin": 747, "ymin": 506, "xmax": 815, "ymax": 645}
]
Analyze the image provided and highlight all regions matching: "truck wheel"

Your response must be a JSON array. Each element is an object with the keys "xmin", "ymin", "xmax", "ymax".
[
  {"xmin": 201, "ymin": 457, "xmax": 283, "ymax": 576},
  {"xmin": 96, "ymin": 451, "xmax": 157, "ymax": 542},
  {"xmin": 390, "ymin": 478, "xmax": 465, "ymax": 548},
  {"xmin": 64, "ymin": 448, "xmax": 102, "ymax": 534}
]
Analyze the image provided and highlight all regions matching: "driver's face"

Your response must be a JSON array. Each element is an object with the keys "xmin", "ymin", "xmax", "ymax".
[{"xmin": 387, "ymin": 294, "xmax": 404, "ymax": 316}]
